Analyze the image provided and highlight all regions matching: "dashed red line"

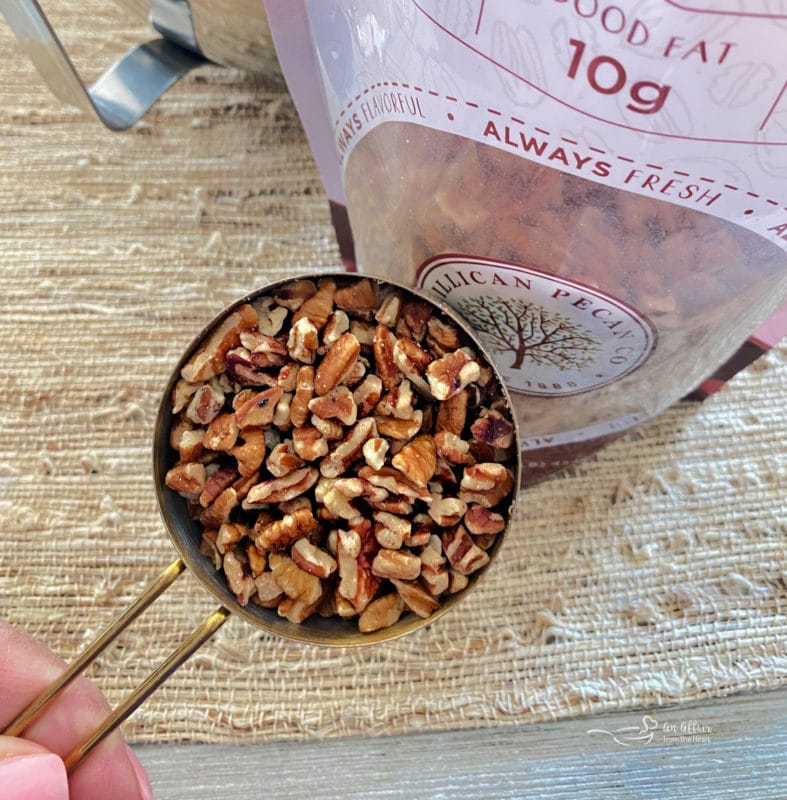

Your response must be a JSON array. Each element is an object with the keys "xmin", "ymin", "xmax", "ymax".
[{"xmin": 333, "ymin": 81, "xmax": 786, "ymax": 214}]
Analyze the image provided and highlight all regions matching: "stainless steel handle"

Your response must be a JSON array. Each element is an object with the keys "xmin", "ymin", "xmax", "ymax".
[{"xmin": 0, "ymin": 0, "xmax": 205, "ymax": 130}]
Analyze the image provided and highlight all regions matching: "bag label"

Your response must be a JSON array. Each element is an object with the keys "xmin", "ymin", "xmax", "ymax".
[
  {"xmin": 417, "ymin": 255, "xmax": 656, "ymax": 396},
  {"xmin": 308, "ymin": 0, "xmax": 787, "ymax": 252}
]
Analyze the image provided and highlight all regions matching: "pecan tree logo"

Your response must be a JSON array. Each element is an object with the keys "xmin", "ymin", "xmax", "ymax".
[{"xmin": 455, "ymin": 295, "xmax": 601, "ymax": 371}]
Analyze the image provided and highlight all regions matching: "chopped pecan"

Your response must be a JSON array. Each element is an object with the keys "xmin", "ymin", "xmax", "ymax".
[
  {"xmin": 322, "ymin": 310, "xmax": 350, "ymax": 347},
  {"xmin": 393, "ymin": 337, "xmax": 431, "ymax": 386},
  {"xmin": 311, "ymin": 414, "xmax": 345, "ymax": 441},
  {"xmin": 204, "ymin": 412, "xmax": 239, "ymax": 452},
  {"xmin": 436, "ymin": 390, "xmax": 469, "ymax": 436},
  {"xmin": 253, "ymin": 296, "xmax": 289, "ymax": 336},
  {"xmin": 372, "ymin": 324, "xmax": 401, "ymax": 390},
  {"xmin": 243, "ymin": 466, "xmax": 319, "ymax": 507},
  {"xmin": 334, "ymin": 277, "xmax": 379, "ymax": 314},
  {"xmin": 265, "ymin": 440, "xmax": 304, "ymax": 478},
  {"xmin": 269, "ymin": 552, "xmax": 323, "ymax": 605},
  {"xmin": 246, "ymin": 542, "xmax": 268, "ymax": 577},
  {"xmin": 291, "ymin": 538, "xmax": 337, "ymax": 579},
  {"xmin": 353, "ymin": 374, "xmax": 383, "ymax": 417},
  {"xmin": 223, "ymin": 550, "xmax": 256, "ymax": 606},
  {"xmin": 426, "ymin": 316, "xmax": 462, "ymax": 356},
  {"xmin": 375, "ymin": 380, "xmax": 415, "ymax": 420},
  {"xmin": 374, "ymin": 291, "xmax": 402, "ymax": 327},
  {"xmin": 172, "ymin": 378, "xmax": 200, "ymax": 414},
  {"xmin": 374, "ymin": 413, "xmax": 423, "ymax": 441},
  {"xmin": 248, "ymin": 334, "xmax": 289, "ymax": 368},
  {"xmin": 277, "ymin": 595, "xmax": 322, "ymax": 624},
  {"xmin": 200, "ymin": 529, "xmax": 222, "ymax": 569},
  {"xmin": 314, "ymin": 332, "xmax": 361, "ymax": 395},
  {"xmin": 272, "ymin": 278, "xmax": 317, "ymax": 311},
  {"xmin": 254, "ymin": 507, "xmax": 318, "ymax": 552},
  {"xmin": 419, "ymin": 536, "xmax": 449, "ymax": 596},
  {"xmin": 165, "ymin": 461, "xmax": 206, "ymax": 499},
  {"xmin": 434, "ymin": 430, "xmax": 473, "ymax": 466},
  {"xmin": 199, "ymin": 465, "xmax": 238, "ymax": 508},
  {"xmin": 235, "ymin": 386, "xmax": 284, "ymax": 429},
  {"xmin": 277, "ymin": 362, "xmax": 300, "ymax": 392},
  {"xmin": 186, "ymin": 383, "xmax": 224, "ymax": 426},
  {"xmin": 373, "ymin": 511, "xmax": 410, "ymax": 549},
  {"xmin": 448, "ymin": 569, "xmax": 469, "ymax": 594},
  {"xmin": 464, "ymin": 505, "xmax": 506, "ymax": 535},
  {"xmin": 199, "ymin": 486, "xmax": 239, "ymax": 527},
  {"xmin": 428, "ymin": 496, "xmax": 468, "ymax": 527},
  {"xmin": 273, "ymin": 392, "xmax": 293, "ymax": 431},
  {"xmin": 426, "ymin": 350, "xmax": 481, "ymax": 401},
  {"xmin": 292, "ymin": 425, "xmax": 329, "ymax": 461},
  {"xmin": 336, "ymin": 527, "xmax": 380, "ymax": 613},
  {"xmin": 470, "ymin": 409, "xmax": 515, "ymax": 449},
  {"xmin": 442, "ymin": 525, "xmax": 490, "ymax": 575},
  {"xmin": 349, "ymin": 320, "xmax": 376, "ymax": 347},
  {"xmin": 363, "ymin": 437, "xmax": 389, "ymax": 471},
  {"xmin": 181, "ymin": 303, "xmax": 258, "ymax": 383},
  {"xmin": 395, "ymin": 298, "xmax": 432, "ymax": 342},
  {"xmin": 459, "ymin": 463, "xmax": 515, "ymax": 508},
  {"xmin": 320, "ymin": 417, "xmax": 377, "ymax": 478},
  {"xmin": 216, "ymin": 521, "xmax": 247, "ymax": 554},
  {"xmin": 391, "ymin": 435, "xmax": 436, "ymax": 487},
  {"xmin": 287, "ymin": 317, "xmax": 320, "ymax": 364},
  {"xmin": 290, "ymin": 365, "xmax": 314, "ymax": 428},
  {"xmin": 226, "ymin": 348, "xmax": 279, "ymax": 387},
  {"xmin": 358, "ymin": 593, "xmax": 405, "ymax": 633},
  {"xmin": 308, "ymin": 385, "xmax": 357, "ymax": 426},
  {"xmin": 390, "ymin": 578, "xmax": 440, "ymax": 618},
  {"xmin": 358, "ymin": 465, "xmax": 432, "ymax": 503},
  {"xmin": 254, "ymin": 571, "xmax": 284, "ymax": 607},
  {"xmin": 291, "ymin": 277, "xmax": 335, "ymax": 329},
  {"xmin": 371, "ymin": 549, "xmax": 421, "ymax": 581}
]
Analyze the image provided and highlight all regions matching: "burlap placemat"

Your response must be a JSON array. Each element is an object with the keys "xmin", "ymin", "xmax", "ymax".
[{"xmin": 1, "ymin": 3, "xmax": 784, "ymax": 744}]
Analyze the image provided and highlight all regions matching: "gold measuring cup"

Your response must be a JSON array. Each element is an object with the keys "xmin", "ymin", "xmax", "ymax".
[{"xmin": 2, "ymin": 273, "xmax": 521, "ymax": 773}]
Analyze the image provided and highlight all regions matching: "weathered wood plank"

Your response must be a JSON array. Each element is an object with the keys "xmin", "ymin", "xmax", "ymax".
[{"xmin": 133, "ymin": 688, "xmax": 786, "ymax": 799}]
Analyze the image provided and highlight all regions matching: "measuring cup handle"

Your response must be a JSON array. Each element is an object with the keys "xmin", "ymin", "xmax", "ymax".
[
  {"xmin": 0, "ymin": 0, "xmax": 205, "ymax": 130},
  {"xmin": 2, "ymin": 557, "xmax": 230, "ymax": 774}
]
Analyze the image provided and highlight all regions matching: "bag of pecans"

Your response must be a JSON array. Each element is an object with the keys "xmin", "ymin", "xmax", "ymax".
[{"xmin": 263, "ymin": 2, "xmax": 787, "ymax": 482}]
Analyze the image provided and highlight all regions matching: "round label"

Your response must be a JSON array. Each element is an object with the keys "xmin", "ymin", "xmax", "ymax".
[{"xmin": 417, "ymin": 255, "xmax": 656, "ymax": 397}]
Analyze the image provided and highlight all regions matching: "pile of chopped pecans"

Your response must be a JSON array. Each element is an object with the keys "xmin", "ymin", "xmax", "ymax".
[{"xmin": 164, "ymin": 276, "xmax": 517, "ymax": 633}]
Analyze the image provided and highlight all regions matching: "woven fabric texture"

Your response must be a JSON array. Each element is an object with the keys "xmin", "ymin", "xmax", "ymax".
[{"xmin": 0, "ymin": 2, "xmax": 784, "ymax": 745}]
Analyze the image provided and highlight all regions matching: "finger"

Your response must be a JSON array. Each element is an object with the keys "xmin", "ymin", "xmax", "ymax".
[
  {"xmin": 0, "ymin": 736, "xmax": 68, "ymax": 800},
  {"xmin": 0, "ymin": 620, "xmax": 151, "ymax": 800}
]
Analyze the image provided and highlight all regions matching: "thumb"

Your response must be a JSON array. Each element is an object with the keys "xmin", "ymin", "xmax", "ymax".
[{"xmin": 0, "ymin": 736, "xmax": 69, "ymax": 800}]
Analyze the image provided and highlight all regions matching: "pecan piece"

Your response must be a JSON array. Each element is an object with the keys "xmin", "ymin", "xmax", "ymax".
[
  {"xmin": 291, "ymin": 538, "xmax": 337, "ymax": 578},
  {"xmin": 374, "ymin": 291, "xmax": 402, "ymax": 327},
  {"xmin": 434, "ymin": 430, "xmax": 473, "ymax": 465},
  {"xmin": 336, "ymin": 527, "xmax": 380, "ymax": 614},
  {"xmin": 288, "ymin": 317, "xmax": 320, "ymax": 364},
  {"xmin": 334, "ymin": 277, "xmax": 379, "ymax": 314},
  {"xmin": 314, "ymin": 332, "xmax": 361, "ymax": 395},
  {"xmin": 363, "ymin": 437, "xmax": 389, "ymax": 471},
  {"xmin": 372, "ymin": 324, "xmax": 401, "ymax": 390},
  {"xmin": 393, "ymin": 338, "xmax": 432, "ymax": 392},
  {"xmin": 322, "ymin": 310, "xmax": 350, "ymax": 347},
  {"xmin": 172, "ymin": 378, "xmax": 200, "ymax": 414},
  {"xmin": 223, "ymin": 550, "xmax": 256, "ymax": 606},
  {"xmin": 226, "ymin": 348, "xmax": 278, "ymax": 387},
  {"xmin": 254, "ymin": 507, "xmax": 318, "ymax": 552},
  {"xmin": 248, "ymin": 335, "xmax": 289, "ymax": 368},
  {"xmin": 265, "ymin": 441, "xmax": 304, "ymax": 478},
  {"xmin": 419, "ymin": 536, "xmax": 449, "ymax": 597},
  {"xmin": 269, "ymin": 552, "xmax": 323, "ymax": 605},
  {"xmin": 358, "ymin": 465, "xmax": 432, "ymax": 503},
  {"xmin": 254, "ymin": 571, "xmax": 284, "ymax": 607},
  {"xmin": 442, "ymin": 525, "xmax": 490, "ymax": 575},
  {"xmin": 390, "ymin": 578, "xmax": 440, "ymax": 619},
  {"xmin": 235, "ymin": 386, "xmax": 284, "ymax": 429},
  {"xmin": 470, "ymin": 409, "xmax": 515, "ymax": 449},
  {"xmin": 320, "ymin": 418, "xmax": 377, "ymax": 479},
  {"xmin": 292, "ymin": 425, "xmax": 329, "ymax": 461},
  {"xmin": 426, "ymin": 316, "xmax": 462, "ymax": 356},
  {"xmin": 243, "ymin": 466, "xmax": 319, "ymax": 507},
  {"xmin": 204, "ymin": 412, "xmax": 239, "ymax": 452},
  {"xmin": 290, "ymin": 365, "xmax": 314, "ymax": 428},
  {"xmin": 459, "ymin": 463, "xmax": 515, "ymax": 508},
  {"xmin": 216, "ymin": 521, "xmax": 248, "ymax": 555},
  {"xmin": 272, "ymin": 278, "xmax": 317, "ymax": 311},
  {"xmin": 374, "ymin": 413, "xmax": 423, "ymax": 441},
  {"xmin": 371, "ymin": 549, "xmax": 421, "ymax": 581},
  {"xmin": 165, "ymin": 462, "xmax": 205, "ymax": 499},
  {"xmin": 373, "ymin": 511, "xmax": 410, "ymax": 550},
  {"xmin": 391, "ymin": 435, "xmax": 436, "ymax": 487},
  {"xmin": 358, "ymin": 593, "xmax": 405, "ymax": 633},
  {"xmin": 464, "ymin": 505, "xmax": 506, "ymax": 535},
  {"xmin": 199, "ymin": 465, "xmax": 238, "ymax": 508},
  {"xmin": 308, "ymin": 385, "xmax": 358, "ymax": 426},
  {"xmin": 291, "ymin": 277, "xmax": 336, "ymax": 329},
  {"xmin": 395, "ymin": 298, "xmax": 432, "ymax": 342},
  {"xmin": 181, "ymin": 303, "xmax": 258, "ymax": 383},
  {"xmin": 427, "ymin": 496, "xmax": 468, "ymax": 527},
  {"xmin": 186, "ymin": 383, "xmax": 224, "ymax": 426},
  {"xmin": 253, "ymin": 296, "xmax": 289, "ymax": 336},
  {"xmin": 353, "ymin": 373, "xmax": 383, "ymax": 417},
  {"xmin": 426, "ymin": 350, "xmax": 481, "ymax": 401},
  {"xmin": 436, "ymin": 390, "xmax": 469, "ymax": 436}
]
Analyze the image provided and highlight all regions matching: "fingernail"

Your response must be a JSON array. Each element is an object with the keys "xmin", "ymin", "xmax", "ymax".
[
  {"xmin": 125, "ymin": 744, "xmax": 153, "ymax": 800},
  {"xmin": 0, "ymin": 753, "xmax": 69, "ymax": 800}
]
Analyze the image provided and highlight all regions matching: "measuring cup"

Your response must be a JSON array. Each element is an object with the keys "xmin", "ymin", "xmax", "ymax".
[{"xmin": 2, "ymin": 273, "xmax": 521, "ymax": 772}]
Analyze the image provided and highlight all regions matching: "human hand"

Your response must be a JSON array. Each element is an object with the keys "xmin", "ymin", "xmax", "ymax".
[{"xmin": 0, "ymin": 620, "xmax": 152, "ymax": 800}]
